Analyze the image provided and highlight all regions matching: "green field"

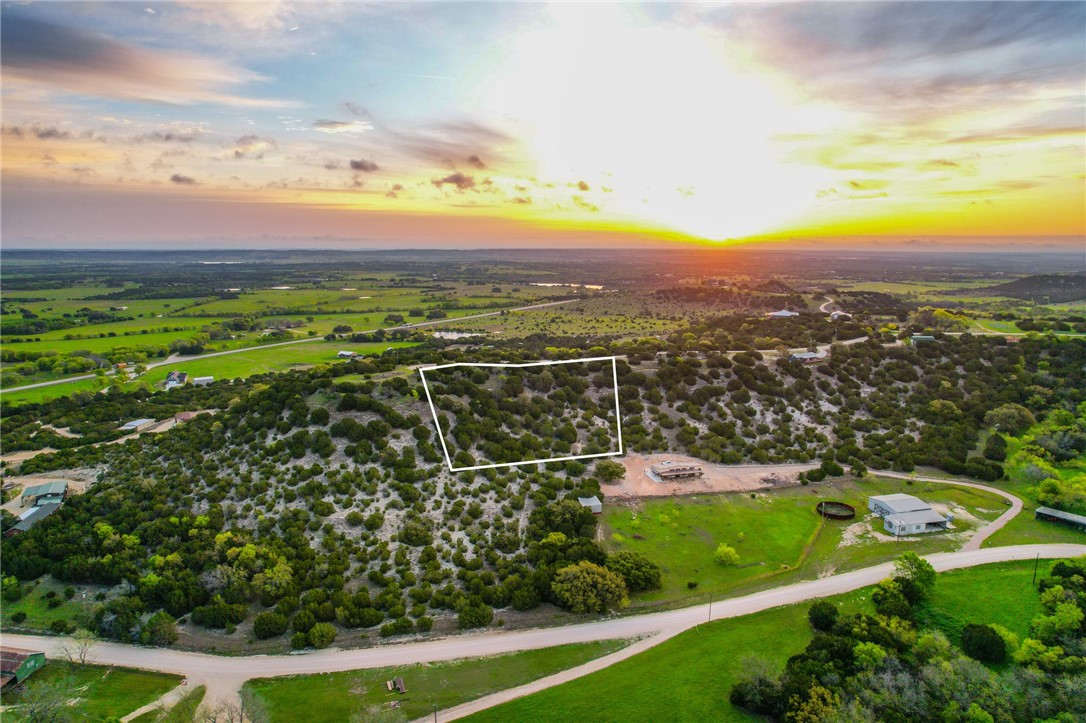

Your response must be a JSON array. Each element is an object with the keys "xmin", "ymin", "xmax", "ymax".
[
  {"xmin": 242, "ymin": 640, "xmax": 628, "ymax": 722},
  {"xmin": 604, "ymin": 475, "xmax": 1006, "ymax": 605},
  {"xmin": 0, "ymin": 378, "xmax": 103, "ymax": 406},
  {"xmin": 0, "ymin": 576, "xmax": 96, "ymax": 630},
  {"xmin": 464, "ymin": 560, "xmax": 1045, "ymax": 723},
  {"xmin": 0, "ymin": 660, "xmax": 181, "ymax": 722}
]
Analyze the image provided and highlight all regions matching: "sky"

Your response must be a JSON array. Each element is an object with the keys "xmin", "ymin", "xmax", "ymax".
[{"xmin": 1, "ymin": 1, "xmax": 1084, "ymax": 249}]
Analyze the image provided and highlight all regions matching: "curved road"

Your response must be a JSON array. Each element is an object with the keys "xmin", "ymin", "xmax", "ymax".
[
  {"xmin": 0, "ymin": 299, "xmax": 578, "ymax": 395},
  {"xmin": 3, "ymin": 544, "xmax": 1082, "ymax": 716}
]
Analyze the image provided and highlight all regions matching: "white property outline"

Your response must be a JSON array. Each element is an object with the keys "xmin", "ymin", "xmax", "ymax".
[{"xmin": 417, "ymin": 356, "xmax": 624, "ymax": 472}]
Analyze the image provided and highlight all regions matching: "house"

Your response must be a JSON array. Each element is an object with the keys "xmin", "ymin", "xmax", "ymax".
[
  {"xmin": 20, "ymin": 481, "xmax": 68, "ymax": 508},
  {"xmin": 767, "ymin": 309, "xmax": 800, "ymax": 318},
  {"xmin": 164, "ymin": 371, "xmax": 189, "ymax": 391},
  {"xmin": 868, "ymin": 493, "xmax": 950, "ymax": 536},
  {"xmin": 578, "ymin": 496, "xmax": 603, "ymax": 515},
  {"xmin": 337, "ymin": 351, "xmax": 358, "ymax": 359},
  {"xmin": 0, "ymin": 648, "xmax": 46, "ymax": 689},
  {"xmin": 192, "ymin": 376, "xmax": 214, "ymax": 386},
  {"xmin": 650, "ymin": 461, "xmax": 703, "ymax": 480},
  {"xmin": 790, "ymin": 351, "xmax": 827, "ymax": 364},
  {"xmin": 830, "ymin": 311, "xmax": 852, "ymax": 321},
  {"xmin": 909, "ymin": 335, "xmax": 936, "ymax": 345},
  {"xmin": 174, "ymin": 411, "xmax": 200, "ymax": 423},
  {"xmin": 7, "ymin": 503, "xmax": 62, "ymax": 537},
  {"xmin": 1035, "ymin": 506, "xmax": 1086, "ymax": 532},
  {"xmin": 120, "ymin": 418, "xmax": 156, "ymax": 433}
]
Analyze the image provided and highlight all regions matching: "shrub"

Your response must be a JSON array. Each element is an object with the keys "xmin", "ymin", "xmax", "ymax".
[
  {"xmin": 458, "ymin": 602, "xmax": 494, "ymax": 630},
  {"xmin": 808, "ymin": 601, "xmax": 838, "ymax": 631},
  {"xmin": 290, "ymin": 632, "xmax": 308, "ymax": 650},
  {"xmin": 253, "ymin": 612, "xmax": 289, "ymax": 640},
  {"xmin": 551, "ymin": 562, "xmax": 628, "ymax": 614},
  {"xmin": 962, "ymin": 623, "xmax": 1006, "ymax": 664},
  {"xmin": 605, "ymin": 551, "xmax": 662, "ymax": 592},
  {"xmin": 715, "ymin": 543, "xmax": 740, "ymax": 566},
  {"xmin": 307, "ymin": 622, "xmax": 337, "ymax": 648},
  {"xmin": 11, "ymin": 611, "xmax": 27, "ymax": 624},
  {"xmin": 50, "ymin": 619, "xmax": 74, "ymax": 634}
]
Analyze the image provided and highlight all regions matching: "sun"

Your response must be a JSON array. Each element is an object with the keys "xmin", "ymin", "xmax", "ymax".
[{"xmin": 477, "ymin": 5, "xmax": 844, "ymax": 240}]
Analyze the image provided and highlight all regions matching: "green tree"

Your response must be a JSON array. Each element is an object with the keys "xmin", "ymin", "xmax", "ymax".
[
  {"xmin": 983, "ymin": 403, "xmax": 1036, "ymax": 435},
  {"xmin": 893, "ymin": 552, "xmax": 936, "ymax": 599},
  {"xmin": 551, "ymin": 561, "xmax": 628, "ymax": 613},
  {"xmin": 595, "ymin": 460, "xmax": 626, "ymax": 483},
  {"xmin": 253, "ymin": 612, "xmax": 289, "ymax": 639},
  {"xmin": 307, "ymin": 622, "xmax": 337, "ymax": 648},
  {"xmin": 961, "ymin": 623, "xmax": 1006, "ymax": 664},
  {"xmin": 807, "ymin": 601, "xmax": 838, "ymax": 632},
  {"xmin": 605, "ymin": 552, "xmax": 661, "ymax": 592},
  {"xmin": 140, "ymin": 611, "xmax": 178, "ymax": 646},
  {"xmin": 715, "ymin": 543, "xmax": 740, "ymax": 566}
]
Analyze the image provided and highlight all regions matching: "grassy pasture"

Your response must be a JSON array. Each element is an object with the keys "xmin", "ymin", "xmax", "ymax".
[
  {"xmin": 0, "ymin": 660, "xmax": 181, "ymax": 722},
  {"xmin": 603, "ymin": 475, "xmax": 1006, "ymax": 604},
  {"xmin": 0, "ymin": 378, "xmax": 103, "ymax": 406},
  {"xmin": 242, "ymin": 640, "xmax": 628, "ymax": 722},
  {"xmin": 464, "ymin": 560, "xmax": 1044, "ymax": 723}
]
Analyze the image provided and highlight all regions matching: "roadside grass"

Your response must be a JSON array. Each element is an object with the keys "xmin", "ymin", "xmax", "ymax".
[
  {"xmin": 242, "ymin": 640, "xmax": 629, "ymax": 722},
  {"xmin": 0, "ymin": 661, "xmax": 181, "ymax": 722},
  {"xmin": 605, "ymin": 475, "xmax": 1006, "ymax": 606},
  {"xmin": 464, "ymin": 560, "xmax": 1046, "ymax": 723},
  {"xmin": 130, "ymin": 685, "xmax": 206, "ymax": 723}
]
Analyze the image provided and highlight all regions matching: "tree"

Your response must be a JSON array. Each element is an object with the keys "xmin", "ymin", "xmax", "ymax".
[
  {"xmin": 141, "ymin": 611, "xmax": 178, "ymax": 646},
  {"xmin": 983, "ymin": 403, "xmax": 1036, "ymax": 435},
  {"xmin": 253, "ymin": 612, "xmax": 289, "ymax": 639},
  {"xmin": 807, "ymin": 601, "xmax": 838, "ymax": 632},
  {"xmin": 551, "ymin": 561, "xmax": 628, "ymax": 613},
  {"xmin": 715, "ymin": 543, "xmax": 740, "ymax": 566},
  {"xmin": 605, "ymin": 552, "xmax": 661, "ymax": 592},
  {"xmin": 307, "ymin": 622, "xmax": 336, "ymax": 648},
  {"xmin": 961, "ymin": 623, "xmax": 1006, "ymax": 663},
  {"xmin": 457, "ymin": 601, "xmax": 494, "ymax": 629},
  {"xmin": 893, "ymin": 552, "xmax": 936, "ymax": 599},
  {"xmin": 595, "ymin": 460, "xmax": 626, "ymax": 483},
  {"xmin": 62, "ymin": 629, "xmax": 97, "ymax": 665}
]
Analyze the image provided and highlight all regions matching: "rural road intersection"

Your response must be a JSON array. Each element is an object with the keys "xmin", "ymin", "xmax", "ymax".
[{"xmin": 3, "ymin": 543, "xmax": 1083, "ymax": 720}]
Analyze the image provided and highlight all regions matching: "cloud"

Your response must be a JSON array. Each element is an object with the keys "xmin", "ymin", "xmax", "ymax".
[
  {"xmin": 342, "ymin": 102, "xmax": 370, "ymax": 118},
  {"xmin": 572, "ymin": 195, "xmax": 599, "ymax": 212},
  {"xmin": 509, "ymin": 196, "xmax": 532, "ymax": 205},
  {"xmin": 350, "ymin": 159, "xmax": 379, "ymax": 172},
  {"xmin": 467, "ymin": 154, "xmax": 486, "ymax": 169},
  {"xmin": 576, "ymin": 180, "xmax": 590, "ymax": 191},
  {"xmin": 233, "ymin": 135, "xmax": 276, "ymax": 159},
  {"xmin": 313, "ymin": 119, "xmax": 373, "ymax": 134},
  {"xmin": 135, "ymin": 131, "xmax": 199, "ymax": 143},
  {"xmin": 389, "ymin": 121, "xmax": 515, "ymax": 166},
  {"xmin": 170, "ymin": 173, "xmax": 196, "ymax": 185},
  {"xmin": 0, "ymin": 10, "xmax": 293, "ymax": 108},
  {"xmin": 433, "ymin": 172, "xmax": 475, "ymax": 191}
]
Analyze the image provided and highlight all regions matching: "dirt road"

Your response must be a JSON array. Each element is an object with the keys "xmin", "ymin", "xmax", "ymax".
[
  {"xmin": 3, "ymin": 544, "xmax": 1081, "ymax": 716},
  {"xmin": 608, "ymin": 453, "xmax": 817, "ymax": 499}
]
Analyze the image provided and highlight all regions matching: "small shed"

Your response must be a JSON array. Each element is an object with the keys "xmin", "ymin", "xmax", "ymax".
[
  {"xmin": 578, "ymin": 496, "xmax": 603, "ymax": 515},
  {"xmin": 0, "ymin": 648, "xmax": 46, "ymax": 689},
  {"xmin": 337, "ymin": 350, "xmax": 358, "ymax": 358},
  {"xmin": 120, "ymin": 418, "xmax": 156, "ymax": 433},
  {"xmin": 20, "ymin": 481, "xmax": 68, "ymax": 508},
  {"xmin": 7, "ymin": 503, "xmax": 63, "ymax": 537},
  {"xmin": 1035, "ymin": 507, "xmax": 1086, "ymax": 532},
  {"xmin": 192, "ymin": 376, "xmax": 215, "ymax": 386},
  {"xmin": 909, "ymin": 335, "xmax": 936, "ymax": 345},
  {"xmin": 767, "ymin": 309, "xmax": 800, "ymax": 318},
  {"xmin": 790, "ymin": 351, "xmax": 827, "ymax": 364}
]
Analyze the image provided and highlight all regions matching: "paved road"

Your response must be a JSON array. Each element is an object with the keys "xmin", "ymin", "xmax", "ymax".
[
  {"xmin": 819, "ymin": 296, "xmax": 836, "ymax": 314},
  {"xmin": 3, "ymin": 544, "xmax": 1082, "ymax": 716},
  {"xmin": 0, "ymin": 299, "xmax": 577, "ymax": 395},
  {"xmin": 875, "ymin": 471, "xmax": 1023, "ymax": 551}
]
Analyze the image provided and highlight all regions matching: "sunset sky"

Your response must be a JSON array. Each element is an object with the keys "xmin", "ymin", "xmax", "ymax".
[{"xmin": 2, "ymin": 1, "xmax": 1083, "ymax": 249}]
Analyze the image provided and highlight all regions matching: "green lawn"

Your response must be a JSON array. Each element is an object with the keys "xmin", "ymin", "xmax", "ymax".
[
  {"xmin": 0, "ymin": 577, "xmax": 94, "ymax": 631},
  {"xmin": 0, "ymin": 378, "xmax": 103, "ymax": 406},
  {"xmin": 604, "ymin": 475, "xmax": 1006, "ymax": 605},
  {"xmin": 0, "ymin": 661, "xmax": 181, "ymax": 722},
  {"xmin": 130, "ymin": 685, "xmax": 207, "ymax": 723},
  {"xmin": 465, "ymin": 560, "xmax": 1048, "ymax": 723},
  {"xmin": 242, "ymin": 640, "xmax": 628, "ymax": 722}
]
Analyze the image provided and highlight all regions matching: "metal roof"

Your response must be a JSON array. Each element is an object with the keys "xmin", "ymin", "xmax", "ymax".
[
  {"xmin": 120, "ymin": 418, "xmax": 155, "ymax": 430},
  {"xmin": 0, "ymin": 648, "xmax": 42, "ymax": 673},
  {"xmin": 13, "ymin": 503, "xmax": 62, "ymax": 533},
  {"xmin": 578, "ymin": 496, "xmax": 602, "ymax": 507},
  {"xmin": 1036, "ymin": 506, "xmax": 1086, "ymax": 526},
  {"xmin": 22, "ymin": 481, "xmax": 67, "ymax": 498},
  {"xmin": 870, "ymin": 493, "xmax": 930, "ymax": 515},
  {"xmin": 887, "ymin": 509, "xmax": 949, "ymax": 526}
]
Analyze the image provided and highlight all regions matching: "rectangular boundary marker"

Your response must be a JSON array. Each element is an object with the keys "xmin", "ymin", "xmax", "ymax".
[{"xmin": 417, "ymin": 355, "xmax": 624, "ymax": 472}]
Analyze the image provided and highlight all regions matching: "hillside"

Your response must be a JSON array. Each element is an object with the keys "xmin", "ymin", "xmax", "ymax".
[{"xmin": 964, "ymin": 272, "xmax": 1086, "ymax": 303}]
